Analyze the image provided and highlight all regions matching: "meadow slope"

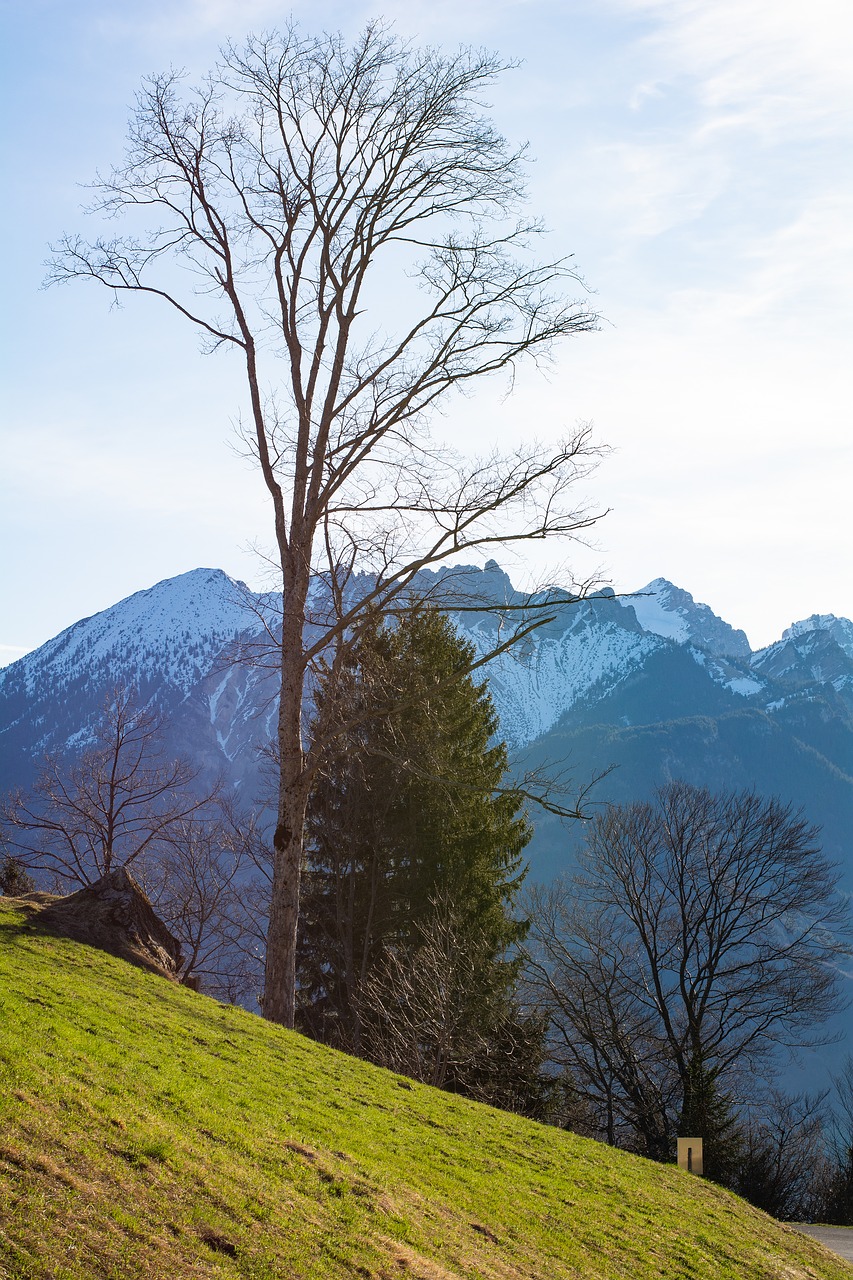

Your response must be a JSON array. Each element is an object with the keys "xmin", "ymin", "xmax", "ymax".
[{"xmin": 1, "ymin": 899, "xmax": 851, "ymax": 1280}]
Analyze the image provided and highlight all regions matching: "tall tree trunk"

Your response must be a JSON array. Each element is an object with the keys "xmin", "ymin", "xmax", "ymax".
[
  {"xmin": 263, "ymin": 591, "xmax": 309, "ymax": 1027},
  {"xmin": 264, "ymin": 796, "xmax": 308, "ymax": 1026}
]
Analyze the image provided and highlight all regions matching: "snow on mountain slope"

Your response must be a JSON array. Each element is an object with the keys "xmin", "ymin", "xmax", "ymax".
[
  {"xmin": 0, "ymin": 569, "xmax": 263, "ymax": 701},
  {"xmin": 0, "ymin": 567, "xmax": 661, "ymax": 767},
  {"xmin": 4, "ymin": 564, "xmax": 853, "ymax": 791},
  {"xmin": 688, "ymin": 648, "xmax": 765, "ymax": 698},
  {"xmin": 0, "ymin": 570, "xmax": 277, "ymax": 773},
  {"xmin": 752, "ymin": 623, "xmax": 853, "ymax": 706},
  {"xmin": 623, "ymin": 579, "xmax": 691, "ymax": 643},
  {"xmin": 458, "ymin": 597, "xmax": 664, "ymax": 746},
  {"xmin": 620, "ymin": 579, "xmax": 751, "ymax": 659},
  {"xmin": 783, "ymin": 615, "xmax": 853, "ymax": 661}
]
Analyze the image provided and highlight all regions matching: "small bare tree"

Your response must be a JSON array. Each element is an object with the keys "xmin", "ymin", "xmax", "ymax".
[
  {"xmin": 818, "ymin": 1056, "xmax": 853, "ymax": 1224},
  {"xmin": 737, "ymin": 1089, "xmax": 830, "ymax": 1220},
  {"xmin": 2, "ymin": 687, "xmax": 208, "ymax": 888},
  {"xmin": 357, "ymin": 899, "xmax": 506, "ymax": 1089},
  {"xmin": 49, "ymin": 23, "xmax": 602, "ymax": 1025},
  {"xmin": 144, "ymin": 802, "xmax": 268, "ymax": 1003},
  {"xmin": 524, "ymin": 782, "xmax": 852, "ymax": 1160}
]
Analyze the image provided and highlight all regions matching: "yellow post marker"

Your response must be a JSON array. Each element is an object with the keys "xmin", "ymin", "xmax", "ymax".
[{"xmin": 677, "ymin": 1137, "xmax": 703, "ymax": 1176}]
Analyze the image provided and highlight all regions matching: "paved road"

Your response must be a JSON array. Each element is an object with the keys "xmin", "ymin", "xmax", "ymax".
[{"xmin": 791, "ymin": 1225, "xmax": 853, "ymax": 1265}]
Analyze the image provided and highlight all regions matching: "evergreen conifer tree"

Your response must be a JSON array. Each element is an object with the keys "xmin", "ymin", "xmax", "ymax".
[
  {"xmin": 678, "ymin": 1052, "xmax": 744, "ymax": 1185},
  {"xmin": 297, "ymin": 607, "xmax": 534, "ymax": 1099},
  {"xmin": 0, "ymin": 854, "xmax": 36, "ymax": 897}
]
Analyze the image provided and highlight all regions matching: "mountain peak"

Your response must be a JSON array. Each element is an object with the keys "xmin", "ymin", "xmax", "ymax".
[
  {"xmin": 783, "ymin": 614, "xmax": 853, "ymax": 660},
  {"xmin": 0, "ymin": 567, "xmax": 260, "ymax": 703},
  {"xmin": 620, "ymin": 580, "xmax": 752, "ymax": 659}
]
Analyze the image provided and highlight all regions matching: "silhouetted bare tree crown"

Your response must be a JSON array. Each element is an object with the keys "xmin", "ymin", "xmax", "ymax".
[
  {"xmin": 49, "ymin": 22, "xmax": 602, "ymax": 1025},
  {"xmin": 525, "ymin": 781, "xmax": 852, "ymax": 1160},
  {"xmin": 1, "ymin": 687, "xmax": 204, "ymax": 887}
]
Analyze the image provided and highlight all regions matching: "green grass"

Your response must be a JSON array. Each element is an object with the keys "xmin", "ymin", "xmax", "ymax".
[{"xmin": 1, "ymin": 900, "xmax": 850, "ymax": 1280}]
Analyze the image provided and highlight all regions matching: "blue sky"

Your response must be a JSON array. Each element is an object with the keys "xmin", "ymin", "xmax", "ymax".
[{"xmin": 2, "ymin": 0, "xmax": 851, "ymax": 661}]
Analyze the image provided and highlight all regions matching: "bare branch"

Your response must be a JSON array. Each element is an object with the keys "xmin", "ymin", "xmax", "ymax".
[{"xmin": 49, "ymin": 23, "xmax": 604, "ymax": 1026}]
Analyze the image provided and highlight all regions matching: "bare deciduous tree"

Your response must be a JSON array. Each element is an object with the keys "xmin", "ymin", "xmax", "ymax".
[
  {"xmin": 2, "ymin": 687, "xmax": 208, "ymax": 888},
  {"xmin": 737, "ymin": 1089, "xmax": 830, "ymax": 1220},
  {"xmin": 144, "ymin": 802, "xmax": 268, "ymax": 1003},
  {"xmin": 48, "ymin": 23, "xmax": 603, "ymax": 1025},
  {"xmin": 818, "ymin": 1056, "xmax": 853, "ymax": 1224},
  {"xmin": 2, "ymin": 687, "xmax": 271, "ymax": 1002},
  {"xmin": 524, "ymin": 781, "xmax": 852, "ymax": 1160},
  {"xmin": 356, "ymin": 897, "xmax": 509, "ymax": 1089}
]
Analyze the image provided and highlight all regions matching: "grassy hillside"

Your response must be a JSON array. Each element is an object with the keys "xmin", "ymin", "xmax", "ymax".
[{"xmin": 1, "ymin": 900, "xmax": 850, "ymax": 1280}]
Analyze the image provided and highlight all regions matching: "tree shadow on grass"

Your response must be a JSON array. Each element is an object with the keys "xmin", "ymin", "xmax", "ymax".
[{"xmin": 0, "ymin": 893, "xmax": 57, "ymax": 943}]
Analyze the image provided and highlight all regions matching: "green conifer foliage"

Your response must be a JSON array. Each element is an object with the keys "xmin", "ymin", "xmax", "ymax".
[
  {"xmin": 0, "ymin": 854, "xmax": 36, "ymax": 897},
  {"xmin": 297, "ymin": 607, "xmax": 531, "ymax": 1088},
  {"xmin": 678, "ymin": 1053, "xmax": 743, "ymax": 1185}
]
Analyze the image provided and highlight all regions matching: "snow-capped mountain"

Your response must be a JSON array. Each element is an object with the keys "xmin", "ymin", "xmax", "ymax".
[
  {"xmin": 471, "ymin": 594, "xmax": 662, "ymax": 745},
  {"xmin": 0, "ymin": 566, "xmax": 764, "ymax": 767},
  {"xmin": 2, "ymin": 565, "xmax": 852, "ymax": 892},
  {"xmin": 0, "ymin": 570, "xmax": 266, "ymax": 773},
  {"xmin": 783, "ymin": 614, "xmax": 853, "ymax": 659},
  {"xmin": 619, "ymin": 578, "xmax": 751, "ymax": 658},
  {"xmin": 751, "ymin": 623, "xmax": 853, "ymax": 713},
  {"xmin": 0, "ymin": 564, "xmax": 848, "ymax": 763},
  {"xmin": 8, "ymin": 569, "xmax": 259, "ymax": 706}
]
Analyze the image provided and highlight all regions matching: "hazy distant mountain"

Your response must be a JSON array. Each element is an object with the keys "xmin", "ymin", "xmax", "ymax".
[{"xmin": 0, "ymin": 569, "xmax": 277, "ymax": 800}]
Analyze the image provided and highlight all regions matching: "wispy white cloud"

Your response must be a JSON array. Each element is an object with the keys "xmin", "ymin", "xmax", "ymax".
[
  {"xmin": 628, "ymin": 80, "xmax": 665, "ymax": 111},
  {"xmin": 569, "ymin": 136, "xmax": 731, "ymax": 240},
  {"xmin": 4, "ymin": 0, "xmax": 852, "ymax": 652},
  {"xmin": 531, "ymin": 0, "xmax": 853, "ymax": 339},
  {"xmin": 682, "ymin": 191, "xmax": 853, "ymax": 325},
  {"xmin": 612, "ymin": 0, "xmax": 853, "ymax": 138}
]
